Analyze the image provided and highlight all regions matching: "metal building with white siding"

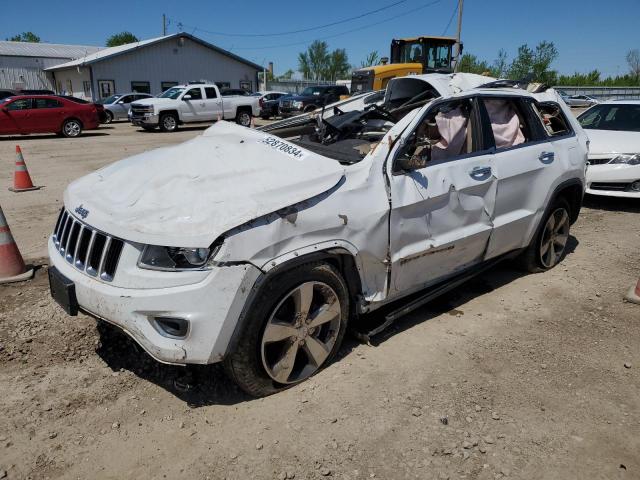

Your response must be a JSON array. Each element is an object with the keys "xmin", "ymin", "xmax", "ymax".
[
  {"xmin": 0, "ymin": 41, "xmax": 103, "ymax": 91},
  {"xmin": 45, "ymin": 33, "xmax": 262, "ymax": 101}
]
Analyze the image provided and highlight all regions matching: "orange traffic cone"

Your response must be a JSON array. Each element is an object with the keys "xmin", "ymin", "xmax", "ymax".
[
  {"xmin": 0, "ymin": 204, "xmax": 33, "ymax": 284},
  {"xmin": 9, "ymin": 146, "xmax": 42, "ymax": 192},
  {"xmin": 625, "ymin": 278, "xmax": 640, "ymax": 304}
]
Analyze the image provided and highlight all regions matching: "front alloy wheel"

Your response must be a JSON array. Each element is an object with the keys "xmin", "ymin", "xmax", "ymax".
[
  {"xmin": 160, "ymin": 114, "xmax": 178, "ymax": 132},
  {"xmin": 261, "ymin": 282, "xmax": 342, "ymax": 384},
  {"xmin": 62, "ymin": 119, "xmax": 82, "ymax": 137},
  {"xmin": 236, "ymin": 111, "xmax": 251, "ymax": 127},
  {"xmin": 224, "ymin": 262, "xmax": 349, "ymax": 397},
  {"xmin": 539, "ymin": 207, "xmax": 570, "ymax": 268}
]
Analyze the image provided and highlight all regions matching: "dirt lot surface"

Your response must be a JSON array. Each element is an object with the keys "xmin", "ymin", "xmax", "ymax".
[{"xmin": 1, "ymin": 120, "xmax": 639, "ymax": 480}]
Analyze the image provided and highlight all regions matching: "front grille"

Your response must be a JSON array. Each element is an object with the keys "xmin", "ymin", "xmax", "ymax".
[
  {"xmin": 52, "ymin": 209, "xmax": 124, "ymax": 282},
  {"xmin": 588, "ymin": 158, "xmax": 611, "ymax": 165},
  {"xmin": 590, "ymin": 182, "xmax": 631, "ymax": 191}
]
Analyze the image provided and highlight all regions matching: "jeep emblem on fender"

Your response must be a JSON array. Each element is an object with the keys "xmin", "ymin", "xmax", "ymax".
[{"xmin": 75, "ymin": 205, "xmax": 89, "ymax": 219}]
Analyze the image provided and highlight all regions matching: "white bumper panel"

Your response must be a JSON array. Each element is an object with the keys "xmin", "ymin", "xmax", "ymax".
[
  {"xmin": 48, "ymin": 238, "xmax": 261, "ymax": 365},
  {"xmin": 586, "ymin": 164, "xmax": 640, "ymax": 198}
]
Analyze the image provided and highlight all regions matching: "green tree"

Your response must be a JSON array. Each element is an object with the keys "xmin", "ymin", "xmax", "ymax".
[
  {"xmin": 492, "ymin": 49, "xmax": 508, "ymax": 78},
  {"xmin": 8, "ymin": 32, "xmax": 40, "ymax": 42},
  {"xmin": 458, "ymin": 54, "xmax": 492, "ymax": 75},
  {"xmin": 106, "ymin": 31, "xmax": 139, "ymax": 47},
  {"xmin": 360, "ymin": 51, "xmax": 380, "ymax": 68},
  {"xmin": 279, "ymin": 69, "xmax": 295, "ymax": 80},
  {"xmin": 627, "ymin": 49, "xmax": 640, "ymax": 81},
  {"xmin": 326, "ymin": 49, "xmax": 350, "ymax": 81},
  {"xmin": 508, "ymin": 41, "xmax": 558, "ymax": 84}
]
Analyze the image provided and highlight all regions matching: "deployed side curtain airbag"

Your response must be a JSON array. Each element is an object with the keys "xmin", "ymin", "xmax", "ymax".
[
  {"xmin": 432, "ymin": 107, "xmax": 469, "ymax": 161},
  {"xmin": 484, "ymin": 99, "xmax": 525, "ymax": 149}
]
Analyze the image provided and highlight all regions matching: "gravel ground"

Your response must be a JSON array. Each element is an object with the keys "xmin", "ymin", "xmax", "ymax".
[{"xmin": 0, "ymin": 119, "xmax": 639, "ymax": 480}]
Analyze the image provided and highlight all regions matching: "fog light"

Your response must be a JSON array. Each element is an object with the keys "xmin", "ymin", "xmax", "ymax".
[
  {"xmin": 154, "ymin": 317, "xmax": 189, "ymax": 338},
  {"xmin": 631, "ymin": 180, "xmax": 640, "ymax": 192}
]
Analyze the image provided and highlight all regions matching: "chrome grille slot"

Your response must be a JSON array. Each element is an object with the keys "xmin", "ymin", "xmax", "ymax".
[
  {"xmin": 65, "ymin": 222, "xmax": 81, "ymax": 262},
  {"xmin": 86, "ymin": 233, "xmax": 106, "ymax": 277},
  {"xmin": 51, "ymin": 208, "xmax": 125, "ymax": 282}
]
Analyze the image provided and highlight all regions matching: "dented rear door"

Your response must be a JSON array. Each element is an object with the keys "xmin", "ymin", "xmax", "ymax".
[{"xmin": 388, "ymin": 97, "xmax": 497, "ymax": 296}]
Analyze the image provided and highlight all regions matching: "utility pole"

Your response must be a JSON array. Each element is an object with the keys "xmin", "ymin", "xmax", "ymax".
[
  {"xmin": 162, "ymin": 14, "xmax": 167, "ymax": 36},
  {"xmin": 454, "ymin": 0, "xmax": 464, "ymax": 71}
]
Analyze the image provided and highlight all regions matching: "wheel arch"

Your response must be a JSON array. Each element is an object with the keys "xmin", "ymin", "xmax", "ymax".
[
  {"xmin": 223, "ymin": 245, "xmax": 365, "ymax": 357},
  {"xmin": 550, "ymin": 178, "xmax": 584, "ymax": 223}
]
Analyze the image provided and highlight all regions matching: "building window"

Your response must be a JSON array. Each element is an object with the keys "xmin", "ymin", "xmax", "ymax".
[
  {"xmin": 215, "ymin": 82, "xmax": 230, "ymax": 90},
  {"xmin": 83, "ymin": 81, "xmax": 92, "ymax": 98},
  {"xmin": 98, "ymin": 80, "xmax": 115, "ymax": 99},
  {"xmin": 131, "ymin": 81, "xmax": 151, "ymax": 94},
  {"xmin": 161, "ymin": 81, "xmax": 179, "ymax": 92},
  {"xmin": 239, "ymin": 80, "xmax": 252, "ymax": 92}
]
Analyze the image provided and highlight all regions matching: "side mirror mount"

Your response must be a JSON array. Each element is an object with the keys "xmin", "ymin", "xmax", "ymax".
[
  {"xmin": 183, "ymin": 95, "xmax": 192, "ymax": 101},
  {"xmin": 395, "ymin": 155, "xmax": 427, "ymax": 172}
]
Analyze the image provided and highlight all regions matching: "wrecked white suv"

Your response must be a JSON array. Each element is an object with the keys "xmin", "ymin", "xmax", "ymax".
[{"xmin": 48, "ymin": 73, "xmax": 588, "ymax": 396}]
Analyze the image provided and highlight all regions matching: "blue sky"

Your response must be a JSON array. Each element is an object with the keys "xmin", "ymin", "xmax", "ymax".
[{"xmin": 2, "ymin": 0, "xmax": 639, "ymax": 78}]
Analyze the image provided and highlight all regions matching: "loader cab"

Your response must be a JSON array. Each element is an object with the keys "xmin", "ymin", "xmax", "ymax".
[{"xmin": 390, "ymin": 36, "xmax": 459, "ymax": 72}]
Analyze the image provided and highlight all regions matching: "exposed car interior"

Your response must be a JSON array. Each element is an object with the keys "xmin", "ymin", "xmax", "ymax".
[{"xmin": 262, "ymin": 78, "xmax": 441, "ymax": 165}]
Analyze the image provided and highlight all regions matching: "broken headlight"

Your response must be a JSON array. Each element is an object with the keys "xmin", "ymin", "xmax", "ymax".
[
  {"xmin": 138, "ymin": 243, "xmax": 222, "ymax": 271},
  {"xmin": 610, "ymin": 154, "xmax": 640, "ymax": 165}
]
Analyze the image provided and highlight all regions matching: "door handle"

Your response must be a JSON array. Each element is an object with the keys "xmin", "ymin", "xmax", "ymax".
[
  {"xmin": 469, "ymin": 166, "xmax": 492, "ymax": 181},
  {"xmin": 539, "ymin": 151, "xmax": 555, "ymax": 164}
]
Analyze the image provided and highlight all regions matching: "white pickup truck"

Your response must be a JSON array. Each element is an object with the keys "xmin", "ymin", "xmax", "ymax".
[{"xmin": 130, "ymin": 83, "xmax": 260, "ymax": 131}]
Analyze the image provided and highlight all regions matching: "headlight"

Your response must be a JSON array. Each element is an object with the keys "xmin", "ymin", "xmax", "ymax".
[
  {"xmin": 293, "ymin": 100, "xmax": 304, "ymax": 108},
  {"xmin": 610, "ymin": 154, "xmax": 640, "ymax": 165},
  {"xmin": 138, "ymin": 242, "xmax": 222, "ymax": 271}
]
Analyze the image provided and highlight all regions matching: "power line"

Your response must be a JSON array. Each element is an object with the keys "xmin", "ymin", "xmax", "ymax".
[
  {"xmin": 206, "ymin": 0, "xmax": 445, "ymax": 52},
  {"xmin": 441, "ymin": 0, "xmax": 458, "ymax": 36},
  {"xmin": 168, "ymin": 0, "xmax": 408, "ymax": 38}
]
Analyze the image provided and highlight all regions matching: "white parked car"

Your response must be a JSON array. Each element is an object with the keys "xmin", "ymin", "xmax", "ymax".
[
  {"xmin": 578, "ymin": 100, "xmax": 640, "ymax": 197},
  {"xmin": 48, "ymin": 73, "xmax": 588, "ymax": 396},
  {"xmin": 130, "ymin": 83, "xmax": 260, "ymax": 131},
  {"xmin": 562, "ymin": 94, "xmax": 599, "ymax": 108}
]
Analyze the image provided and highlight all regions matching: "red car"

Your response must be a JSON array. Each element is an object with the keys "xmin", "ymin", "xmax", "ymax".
[{"xmin": 0, "ymin": 95, "xmax": 100, "ymax": 138}]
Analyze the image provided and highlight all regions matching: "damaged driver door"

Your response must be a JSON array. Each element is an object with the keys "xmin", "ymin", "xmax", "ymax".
[{"xmin": 387, "ymin": 96, "xmax": 497, "ymax": 297}]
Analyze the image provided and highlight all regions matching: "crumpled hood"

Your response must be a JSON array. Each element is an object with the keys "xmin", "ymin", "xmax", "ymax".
[
  {"xmin": 585, "ymin": 129, "xmax": 640, "ymax": 156},
  {"xmin": 64, "ymin": 121, "xmax": 345, "ymax": 247}
]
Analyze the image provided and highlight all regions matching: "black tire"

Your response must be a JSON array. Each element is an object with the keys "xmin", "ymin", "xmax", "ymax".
[
  {"xmin": 61, "ymin": 118, "xmax": 82, "ymax": 138},
  {"xmin": 235, "ymin": 109, "xmax": 252, "ymax": 127},
  {"xmin": 517, "ymin": 197, "xmax": 571, "ymax": 273},
  {"xmin": 103, "ymin": 111, "xmax": 114, "ymax": 124},
  {"xmin": 159, "ymin": 113, "xmax": 178, "ymax": 132},
  {"xmin": 260, "ymin": 115, "xmax": 270, "ymax": 120},
  {"xmin": 224, "ymin": 261, "xmax": 350, "ymax": 397}
]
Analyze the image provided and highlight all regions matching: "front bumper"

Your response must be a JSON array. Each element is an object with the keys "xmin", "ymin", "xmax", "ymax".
[
  {"xmin": 586, "ymin": 163, "xmax": 640, "ymax": 198},
  {"xmin": 131, "ymin": 112, "xmax": 159, "ymax": 126},
  {"xmin": 279, "ymin": 106, "xmax": 304, "ymax": 118},
  {"xmin": 48, "ymin": 237, "xmax": 261, "ymax": 365}
]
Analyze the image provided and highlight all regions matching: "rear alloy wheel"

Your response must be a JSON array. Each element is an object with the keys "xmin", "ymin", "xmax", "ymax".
[
  {"xmin": 62, "ymin": 119, "xmax": 82, "ymax": 138},
  {"xmin": 225, "ymin": 262, "xmax": 349, "ymax": 397},
  {"xmin": 236, "ymin": 110, "xmax": 252, "ymax": 127},
  {"xmin": 539, "ymin": 207, "xmax": 570, "ymax": 269},
  {"xmin": 103, "ymin": 111, "xmax": 113, "ymax": 124},
  {"xmin": 160, "ymin": 113, "xmax": 178, "ymax": 132},
  {"xmin": 517, "ymin": 197, "xmax": 571, "ymax": 273}
]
